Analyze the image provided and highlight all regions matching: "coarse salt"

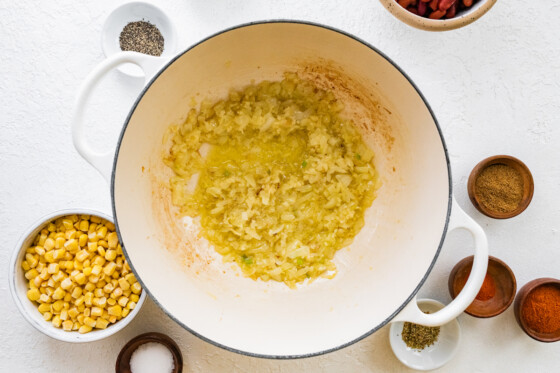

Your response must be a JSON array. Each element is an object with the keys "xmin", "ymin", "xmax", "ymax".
[{"xmin": 130, "ymin": 342, "xmax": 175, "ymax": 373}]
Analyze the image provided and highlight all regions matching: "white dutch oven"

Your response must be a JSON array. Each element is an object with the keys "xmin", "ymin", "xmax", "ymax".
[{"xmin": 72, "ymin": 21, "xmax": 487, "ymax": 358}]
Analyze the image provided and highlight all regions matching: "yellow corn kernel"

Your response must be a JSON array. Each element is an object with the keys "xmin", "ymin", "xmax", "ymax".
[
  {"xmin": 123, "ymin": 290, "xmax": 131, "ymax": 298},
  {"xmin": 47, "ymin": 279, "xmax": 56, "ymax": 289},
  {"xmin": 129, "ymin": 294, "xmax": 139, "ymax": 303},
  {"xmin": 93, "ymin": 297, "xmax": 107, "ymax": 307},
  {"xmin": 127, "ymin": 301, "xmax": 136, "ymax": 310},
  {"xmin": 84, "ymin": 317, "xmax": 96, "ymax": 328},
  {"xmin": 54, "ymin": 237, "xmax": 65, "ymax": 250},
  {"xmin": 74, "ymin": 295, "xmax": 85, "ymax": 306},
  {"xmin": 52, "ymin": 271, "xmax": 65, "ymax": 283},
  {"xmin": 79, "ymin": 220, "xmax": 89, "ymax": 232},
  {"xmin": 75, "ymin": 249, "xmax": 89, "ymax": 262},
  {"xmin": 84, "ymin": 307, "xmax": 91, "ymax": 317},
  {"xmin": 38, "ymin": 233, "xmax": 48, "ymax": 246},
  {"xmin": 103, "ymin": 262, "xmax": 117, "ymax": 276},
  {"xmin": 73, "ymin": 260, "xmax": 83, "ymax": 271},
  {"xmin": 39, "ymin": 294, "xmax": 51, "ymax": 303},
  {"xmin": 121, "ymin": 308, "xmax": 130, "ymax": 318},
  {"xmin": 79, "ymin": 325, "xmax": 92, "ymax": 334},
  {"xmin": 37, "ymin": 303, "xmax": 51, "ymax": 313},
  {"xmin": 46, "ymin": 223, "xmax": 56, "ymax": 232},
  {"xmin": 52, "ymin": 300, "xmax": 65, "ymax": 312},
  {"xmin": 33, "ymin": 277, "xmax": 43, "ymax": 288},
  {"xmin": 131, "ymin": 282, "xmax": 141, "ymax": 295},
  {"xmin": 71, "ymin": 286, "xmax": 82, "ymax": 299},
  {"xmin": 65, "ymin": 229, "xmax": 77, "ymax": 240},
  {"xmin": 91, "ymin": 307, "xmax": 103, "ymax": 317},
  {"xmin": 25, "ymin": 253, "xmax": 38, "ymax": 268},
  {"xmin": 118, "ymin": 278, "xmax": 130, "ymax": 291},
  {"xmin": 43, "ymin": 312, "xmax": 53, "ymax": 321},
  {"xmin": 77, "ymin": 304, "xmax": 85, "ymax": 312},
  {"xmin": 52, "ymin": 287, "xmax": 65, "ymax": 300},
  {"xmin": 97, "ymin": 246, "xmax": 106, "ymax": 257},
  {"xmin": 106, "ymin": 232, "xmax": 118, "ymax": 248},
  {"xmin": 108, "ymin": 305, "xmax": 122, "ymax": 317},
  {"xmin": 90, "ymin": 264, "xmax": 102, "ymax": 276},
  {"xmin": 94, "ymin": 288, "xmax": 104, "ymax": 298},
  {"xmin": 45, "ymin": 286, "xmax": 54, "ymax": 296},
  {"xmin": 116, "ymin": 244, "xmax": 123, "ymax": 255},
  {"xmin": 60, "ymin": 309, "xmax": 68, "ymax": 321},
  {"xmin": 25, "ymin": 268, "xmax": 39, "ymax": 280},
  {"xmin": 68, "ymin": 307, "xmax": 79, "ymax": 319},
  {"xmin": 47, "ymin": 263, "xmax": 59, "ymax": 274},
  {"xmin": 77, "ymin": 314, "xmax": 85, "ymax": 324},
  {"xmin": 74, "ymin": 273, "xmax": 86, "ymax": 285},
  {"xmin": 109, "ymin": 315, "xmax": 117, "ymax": 324},
  {"xmin": 118, "ymin": 297, "xmax": 129, "ymax": 308},
  {"xmin": 64, "ymin": 293, "xmax": 72, "ymax": 303},
  {"xmin": 95, "ymin": 318, "xmax": 109, "ymax": 329},
  {"xmin": 88, "ymin": 232, "xmax": 99, "ymax": 242},
  {"xmin": 61, "ymin": 219, "xmax": 73, "ymax": 230},
  {"xmin": 125, "ymin": 273, "xmax": 136, "ymax": 284},
  {"xmin": 84, "ymin": 292, "xmax": 93, "ymax": 307},
  {"xmin": 78, "ymin": 234, "xmax": 88, "ymax": 247},
  {"xmin": 82, "ymin": 267, "xmax": 92, "ymax": 276},
  {"xmin": 88, "ymin": 222, "xmax": 98, "ymax": 233},
  {"xmin": 113, "ymin": 287, "xmax": 123, "ymax": 298},
  {"xmin": 51, "ymin": 315, "xmax": 62, "ymax": 328},
  {"xmin": 36, "ymin": 261, "xmax": 45, "ymax": 272},
  {"xmin": 29, "ymin": 281, "xmax": 38, "ymax": 290},
  {"xmin": 83, "ymin": 259, "xmax": 91, "ymax": 267},
  {"xmin": 84, "ymin": 282, "xmax": 95, "ymax": 292},
  {"xmin": 27, "ymin": 288, "xmax": 41, "ymax": 302},
  {"xmin": 106, "ymin": 221, "xmax": 115, "ymax": 230},
  {"xmin": 44, "ymin": 237, "xmax": 55, "ymax": 251},
  {"xmin": 98, "ymin": 240, "xmax": 108, "ymax": 249},
  {"xmin": 64, "ymin": 261, "xmax": 74, "ymax": 271},
  {"xmin": 97, "ymin": 280, "xmax": 106, "ymax": 289},
  {"xmin": 60, "ymin": 277, "xmax": 72, "ymax": 290},
  {"xmin": 39, "ymin": 268, "xmax": 50, "ymax": 280},
  {"xmin": 90, "ymin": 216, "xmax": 101, "ymax": 224},
  {"xmin": 87, "ymin": 241, "xmax": 98, "ymax": 253},
  {"xmin": 35, "ymin": 246, "xmax": 46, "ymax": 256},
  {"xmin": 22, "ymin": 260, "xmax": 31, "ymax": 271},
  {"xmin": 97, "ymin": 226, "xmax": 108, "ymax": 239},
  {"xmin": 103, "ymin": 283, "xmax": 114, "ymax": 294},
  {"xmin": 89, "ymin": 275, "xmax": 99, "ymax": 284},
  {"xmin": 93, "ymin": 256, "xmax": 106, "ymax": 267},
  {"xmin": 107, "ymin": 298, "xmax": 116, "ymax": 306},
  {"xmin": 104, "ymin": 249, "xmax": 117, "ymax": 262},
  {"xmin": 62, "ymin": 320, "xmax": 73, "ymax": 331}
]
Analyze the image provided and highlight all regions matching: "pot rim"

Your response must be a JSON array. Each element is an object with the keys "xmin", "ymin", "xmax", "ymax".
[{"xmin": 109, "ymin": 19, "xmax": 453, "ymax": 359}]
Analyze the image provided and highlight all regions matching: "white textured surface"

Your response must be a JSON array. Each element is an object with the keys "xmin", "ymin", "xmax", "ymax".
[{"xmin": 1, "ymin": 0, "xmax": 559, "ymax": 371}]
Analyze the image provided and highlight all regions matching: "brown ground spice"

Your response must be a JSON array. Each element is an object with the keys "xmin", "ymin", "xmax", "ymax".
[
  {"xmin": 475, "ymin": 164, "xmax": 524, "ymax": 213},
  {"xmin": 521, "ymin": 284, "xmax": 560, "ymax": 334}
]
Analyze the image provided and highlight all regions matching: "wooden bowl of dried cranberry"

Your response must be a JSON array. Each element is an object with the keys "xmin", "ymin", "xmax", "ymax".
[{"xmin": 379, "ymin": 0, "xmax": 497, "ymax": 31}]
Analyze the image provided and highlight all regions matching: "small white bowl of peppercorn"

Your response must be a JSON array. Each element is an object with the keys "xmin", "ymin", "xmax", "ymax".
[
  {"xmin": 389, "ymin": 299, "xmax": 461, "ymax": 370},
  {"xmin": 102, "ymin": 2, "xmax": 177, "ymax": 77},
  {"xmin": 9, "ymin": 209, "xmax": 147, "ymax": 342},
  {"xmin": 379, "ymin": 0, "xmax": 497, "ymax": 31}
]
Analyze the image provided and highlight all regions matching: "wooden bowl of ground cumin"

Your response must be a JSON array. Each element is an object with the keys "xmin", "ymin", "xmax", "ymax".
[{"xmin": 468, "ymin": 155, "xmax": 534, "ymax": 219}]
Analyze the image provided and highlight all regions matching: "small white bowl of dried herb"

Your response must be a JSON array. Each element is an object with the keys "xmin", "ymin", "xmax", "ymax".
[
  {"xmin": 389, "ymin": 299, "xmax": 461, "ymax": 371},
  {"xmin": 102, "ymin": 2, "xmax": 177, "ymax": 77}
]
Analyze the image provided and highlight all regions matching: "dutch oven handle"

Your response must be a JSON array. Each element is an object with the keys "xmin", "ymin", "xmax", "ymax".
[
  {"xmin": 392, "ymin": 198, "xmax": 488, "ymax": 326},
  {"xmin": 72, "ymin": 51, "xmax": 167, "ymax": 181}
]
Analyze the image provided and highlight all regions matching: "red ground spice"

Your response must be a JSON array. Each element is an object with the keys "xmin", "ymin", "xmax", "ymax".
[
  {"xmin": 521, "ymin": 284, "xmax": 560, "ymax": 334},
  {"xmin": 459, "ymin": 271, "xmax": 496, "ymax": 301}
]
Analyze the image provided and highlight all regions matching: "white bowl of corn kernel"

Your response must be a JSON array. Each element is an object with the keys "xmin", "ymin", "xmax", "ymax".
[{"xmin": 9, "ymin": 209, "xmax": 146, "ymax": 342}]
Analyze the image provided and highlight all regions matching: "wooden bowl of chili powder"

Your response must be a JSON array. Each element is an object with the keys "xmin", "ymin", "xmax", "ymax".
[
  {"xmin": 514, "ymin": 278, "xmax": 560, "ymax": 342},
  {"xmin": 467, "ymin": 155, "xmax": 534, "ymax": 219},
  {"xmin": 449, "ymin": 256, "xmax": 516, "ymax": 318}
]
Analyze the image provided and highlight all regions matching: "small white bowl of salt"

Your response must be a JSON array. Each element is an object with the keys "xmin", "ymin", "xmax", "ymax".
[{"xmin": 116, "ymin": 332, "xmax": 182, "ymax": 373}]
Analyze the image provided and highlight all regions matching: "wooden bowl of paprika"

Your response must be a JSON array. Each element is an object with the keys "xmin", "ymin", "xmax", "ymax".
[
  {"xmin": 467, "ymin": 155, "xmax": 534, "ymax": 219},
  {"xmin": 514, "ymin": 278, "xmax": 560, "ymax": 343},
  {"xmin": 449, "ymin": 255, "xmax": 516, "ymax": 318}
]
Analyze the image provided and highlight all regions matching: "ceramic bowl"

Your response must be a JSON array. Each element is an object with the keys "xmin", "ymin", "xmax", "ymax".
[
  {"xmin": 102, "ymin": 1, "xmax": 177, "ymax": 77},
  {"xmin": 449, "ymin": 255, "xmax": 516, "ymax": 318},
  {"xmin": 116, "ymin": 332, "xmax": 183, "ymax": 373},
  {"xmin": 467, "ymin": 155, "xmax": 534, "ymax": 219},
  {"xmin": 514, "ymin": 278, "xmax": 560, "ymax": 343},
  {"xmin": 8, "ymin": 209, "xmax": 147, "ymax": 342},
  {"xmin": 378, "ymin": 0, "xmax": 497, "ymax": 31},
  {"xmin": 389, "ymin": 299, "xmax": 461, "ymax": 370}
]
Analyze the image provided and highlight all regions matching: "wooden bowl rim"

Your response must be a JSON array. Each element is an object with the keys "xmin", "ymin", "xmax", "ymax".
[
  {"xmin": 467, "ymin": 155, "xmax": 534, "ymax": 219},
  {"xmin": 448, "ymin": 255, "xmax": 517, "ymax": 318},
  {"xmin": 514, "ymin": 278, "xmax": 560, "ymax": 343},
  {"xmin": 115, "ymin": 332, "xmax": 183, "ymax": 373}
]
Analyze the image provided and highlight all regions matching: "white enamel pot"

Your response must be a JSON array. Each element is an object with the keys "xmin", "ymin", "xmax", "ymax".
[{"xmin": 72, "ymin": 21, "xmax": 487, "ymax": 358}]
